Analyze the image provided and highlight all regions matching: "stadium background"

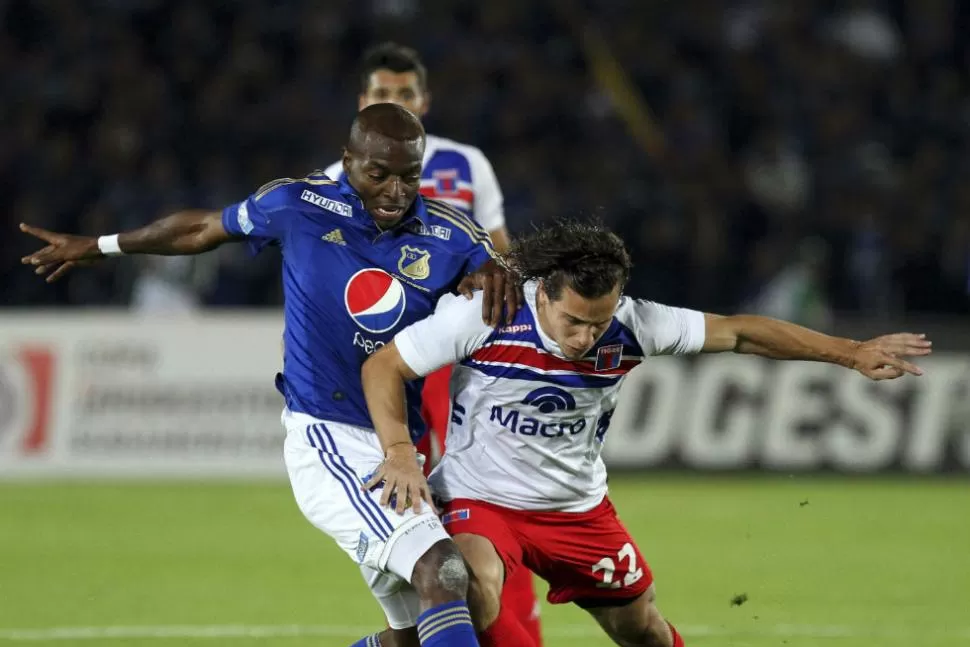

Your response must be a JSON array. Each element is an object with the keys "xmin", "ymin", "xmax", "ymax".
[{"xmin": 1, "ymin": 1, "xmax": 968, "ymax": 646}]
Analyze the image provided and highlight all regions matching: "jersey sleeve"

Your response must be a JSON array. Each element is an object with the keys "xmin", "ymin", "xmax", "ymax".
[
  {"xmin": 221, "ymin": 180, "xmax": 297, "ymax": 254},
  {"xmin": 616, "ymin": 297, "xmax": 706, "ymax": 356},
  {"xmin": 468, "ymin": 147, "xmax": 505, "ymax": 233},
  {"xmin": 394, "ymin": 292, "xmax": 493, "ymax": 377},
  {"xmin": 322, "ymin": 160, "xmax": 344, "ymax": 182}
]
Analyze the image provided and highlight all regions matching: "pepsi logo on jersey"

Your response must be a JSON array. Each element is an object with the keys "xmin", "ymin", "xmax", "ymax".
[{"xmin": 344, "ymin": 269, "xmax": 407, "ymax": 334}]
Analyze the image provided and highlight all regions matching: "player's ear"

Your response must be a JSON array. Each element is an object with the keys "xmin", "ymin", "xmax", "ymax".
[
  {"xmin": 358, "ymin": 94, "xmax": 369, "ymax": 112},
  {"xmin": 419, "ymin": 91, "xmax": 431, "ymax": 117},
  {"xmin": 341, "ymin": 148, "xmax": 352, "ymax": 176}
]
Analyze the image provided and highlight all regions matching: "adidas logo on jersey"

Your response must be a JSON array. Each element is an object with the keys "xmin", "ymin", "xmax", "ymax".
[{"xmin": 322, "ymin": 228, "xmax": 346, "ymax": 245}]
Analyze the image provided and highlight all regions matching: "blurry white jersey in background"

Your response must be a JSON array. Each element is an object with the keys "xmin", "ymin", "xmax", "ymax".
[{"xmin": 324, "ymin": 133, "xmax": 505, "ymax": 233}]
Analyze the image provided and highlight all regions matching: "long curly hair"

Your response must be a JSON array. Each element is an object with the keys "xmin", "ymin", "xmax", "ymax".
[{"xmin": 504, "ymin": 218, "xmax": 632, "ymax": 300}]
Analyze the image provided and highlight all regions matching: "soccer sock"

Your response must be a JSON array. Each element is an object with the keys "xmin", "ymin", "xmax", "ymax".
[
  {"xmin": 348, "ymin": 634, "xmax": 381, "ymax": 647},
  {"xmin": 668, "ymin": 621, "xmax": 685, "ymax": 647},
  {"xmin": 479, "ymin": 603, "xmax": 538, "ymax": 647},
  {"xmin": 417, "ymin": 600, "xmax": 479, "ymax": 646}
]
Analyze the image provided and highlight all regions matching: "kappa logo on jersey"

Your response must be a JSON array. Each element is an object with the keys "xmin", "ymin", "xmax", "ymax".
[
  {"xmin": 595, "ymin": 344, "xmax": 624, "ymax": 371},
  {"xmin": 522, "ymin": 386, "xmax": 577, "ymax": 414},
  {"xmin": 300, "ymin": 189, "xmax": 352, "ymax": 217},
  {"xmin": 344, "ymin": 269, "xmax": 407, "ymax": 334},
  {"xmin": 432, "ymin": 169, "xmax": 459, "ymax": 195},
  {"xmin": 398, "ymin": 246, "xmax": 431, "ymax": 280}
]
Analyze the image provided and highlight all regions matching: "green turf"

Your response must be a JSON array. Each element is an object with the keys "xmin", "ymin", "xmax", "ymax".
[{"xmin": 1, "ymin": 476, "xmax": 967, "ymax": 646}]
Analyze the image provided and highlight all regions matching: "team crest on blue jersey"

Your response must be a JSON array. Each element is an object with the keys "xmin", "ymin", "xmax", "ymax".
[
  {"xmin": 441, "ymin": 509, "xmax": 470, "ymax": 525},
  {"xmin": 432, "ymin": 169, "xmax": 459, "ymax": 195},
  {"xmin": 344, "ymin": 268, "xmax": 407, "ymax": 333},
  {"xmin": 595, "ymin": 344, "xmax": 624, "ymax": 371},
  {"xmin": 398, "ymin": 246, "xmax": 431, "ymax": 280}
]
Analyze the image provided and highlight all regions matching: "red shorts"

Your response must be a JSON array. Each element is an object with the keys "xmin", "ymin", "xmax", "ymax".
[{"xmin": 441, "ymin": 497, "xmax": 653, "ymax": 606}]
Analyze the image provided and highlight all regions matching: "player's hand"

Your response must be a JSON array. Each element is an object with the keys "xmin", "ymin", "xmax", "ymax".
[
  {"xmin": 20, "ymin": 223, "xmax": 102, "ymax": 282},
  {"xmin": 457, "ymin": 258, "xmax": 524, "ymax": 327},
  {"xmin": 364, "ymin": 444, "xmax": 435, "ymax": 516},
  {"xmin": 849, "ymin": 333, "xmax": 932, "ymax": 380}
]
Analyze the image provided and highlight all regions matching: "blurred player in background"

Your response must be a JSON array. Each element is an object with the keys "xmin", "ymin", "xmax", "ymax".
[
  {"xmin": 21, "ymin": 104, "xmax": 522, "ymax": 647},
  {"xmin": 359, "ymin": 219, "xmax": 933, "ymax": 646},
  {"xmin": 324, "ymin": 42, "xmax": 543, "ymax": 645}
]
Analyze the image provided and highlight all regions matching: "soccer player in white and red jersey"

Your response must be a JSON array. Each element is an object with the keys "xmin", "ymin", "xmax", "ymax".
[
  {"xmin": 359, "ymin": 219, "xmax": 933, "ymax": 646},
  {"xmin": 324, "ymin": 42, "xmax": 544, "ymax": 645}
]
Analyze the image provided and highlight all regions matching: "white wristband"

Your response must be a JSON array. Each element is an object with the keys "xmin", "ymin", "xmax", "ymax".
[{"xmin": 97, "ymin": 234, "xmax": 123, "ymax": 256}]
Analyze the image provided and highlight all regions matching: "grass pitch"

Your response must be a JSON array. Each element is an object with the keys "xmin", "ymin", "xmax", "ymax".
[{"xmin": 1, "ymin": 476, "xmax": 967, "ymax": 646}]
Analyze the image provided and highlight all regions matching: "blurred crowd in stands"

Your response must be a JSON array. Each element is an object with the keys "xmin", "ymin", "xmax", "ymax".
[{"xmin": 3, "ymin": 0, "xmax": 969, "ymax": 324}]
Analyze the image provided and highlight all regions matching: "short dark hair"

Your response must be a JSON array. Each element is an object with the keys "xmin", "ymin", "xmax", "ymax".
[
  {"xmin": 359, "ymin": 42, "xmax": 428, "ymax": 93},
  {"xmin": 348, "ymin": 103, "xmax": 425, "ymax": 152},
  {"xmin": 506, "ymin": 219, "xmax": 633, "ymax": 301}
]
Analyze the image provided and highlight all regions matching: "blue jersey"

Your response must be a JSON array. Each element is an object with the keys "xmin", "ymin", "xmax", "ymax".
[{"xmin": 221, "ymin": 171, "xmax": 495, "ymax": 438}]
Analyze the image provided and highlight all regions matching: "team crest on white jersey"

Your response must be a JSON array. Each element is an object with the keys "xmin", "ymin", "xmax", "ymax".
[
  {"xmin": 595, "ymin": 344, "xmax": 624, "ymax": 371},
  {"xmin": 398, "ymin": 246, "xmax": 431, "ymax": 280},
  {"xmin": 432, "ymin": 169, "xmax": 460, "ymax": 196}
]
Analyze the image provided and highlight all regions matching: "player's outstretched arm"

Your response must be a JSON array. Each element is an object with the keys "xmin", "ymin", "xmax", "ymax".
[
  {"xmin": 701, "ymin": 313, "xmax": 933, "ymax": 381},
  {"xmin": 20, "ymin": 210, "xmax": 231, "ymax": 282},
  {"xmin": 361, "ymin": 341, "xmax": 435, "ymax": 516}
]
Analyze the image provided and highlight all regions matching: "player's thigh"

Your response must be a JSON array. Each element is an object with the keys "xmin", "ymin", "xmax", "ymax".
[
  {"xmin": 524, "ymin": 499, "xmax": 653, "ymax": 607},
  {"xmin": 453, "ymin": 533, "xmax": 505, "ymax": 592},
  {"xmin": 584, "ymin": 584, "xmax": 673, "ymax": 647},
  {"xmin": 283, "ymin": 415, "xmax": 448, "ymax": 583},
  {"xmin": 441, "ymin": 500, "xmax": 524, "ymax": 626}
]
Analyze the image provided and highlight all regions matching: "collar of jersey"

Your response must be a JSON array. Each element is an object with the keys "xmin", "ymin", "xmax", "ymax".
[{"xmin": 336, "ymin": 176, "xmax": 428, "ymax": 229}]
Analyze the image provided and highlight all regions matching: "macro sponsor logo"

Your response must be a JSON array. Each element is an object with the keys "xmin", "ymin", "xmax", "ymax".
[{"xmin": 489, "ymin": 386, "xmax": 587, "ymax": 438}]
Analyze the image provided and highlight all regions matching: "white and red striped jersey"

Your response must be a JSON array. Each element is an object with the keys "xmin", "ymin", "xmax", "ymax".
[
  {"xmin": 324, "ymin": 133, "xmax": 505, "ymax": 234},
  {"xmin": 394, "ymin": 282, "xmax": 706, "ymax": 513}
]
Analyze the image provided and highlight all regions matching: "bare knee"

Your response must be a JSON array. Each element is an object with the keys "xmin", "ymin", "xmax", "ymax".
[
  {"xmin": 410, "ymin": 539, "xmax": 470, "ymax": 606},
  {"xmin": 587, "ymin": 586, "xmax": 673, "ymax": 647},
  {"xmin": 453, "ymin": 533, "xmax": 504, "ymax": 630}
]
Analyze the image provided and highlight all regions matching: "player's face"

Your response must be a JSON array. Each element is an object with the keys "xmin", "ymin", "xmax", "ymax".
[
  {"xmin": 343, "ymin": 134, "xmax": 424, "ymax": 228},
  {"xmin": 359, "ymin": 70, "xmax": 430, "ymax": 118},
  {"xmin": 538, "ymin": 282, "xmax": 620, "ymax": 360}
]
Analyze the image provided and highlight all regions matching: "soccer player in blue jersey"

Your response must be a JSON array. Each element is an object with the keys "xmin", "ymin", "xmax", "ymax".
[
  {"xmin": 327, "ymin": 42, "xmax": 545, "ymax": 645},
  {"xmin": 20, "ymin": 103, "xmax": 517, "ymax": 647}
]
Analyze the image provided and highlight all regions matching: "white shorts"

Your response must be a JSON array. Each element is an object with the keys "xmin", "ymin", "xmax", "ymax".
[{"xmin": 282, "ymin": 409, "xmax": 449, "ymax": 629}]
